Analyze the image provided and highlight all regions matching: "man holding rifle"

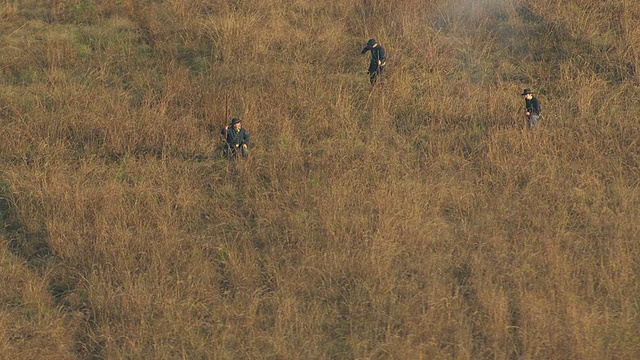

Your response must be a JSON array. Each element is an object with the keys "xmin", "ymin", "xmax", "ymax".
[{"xmin": 221, "ymin": 117, "xmax": 250, "ymax": 158}]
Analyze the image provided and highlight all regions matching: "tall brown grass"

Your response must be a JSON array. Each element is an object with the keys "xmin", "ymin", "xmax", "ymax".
[{"xmin": 1, "ymin": 0, "xmax": 639, "ymax": 358}]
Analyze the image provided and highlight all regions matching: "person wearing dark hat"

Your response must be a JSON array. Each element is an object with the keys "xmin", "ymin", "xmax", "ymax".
[
  {"xmin": 221, "ymin": 118, "xmax": 250, "ymax": 158},
  {"xmin": 522, "ymin": 88, "xmax": 541, "ymax": 128},
  {"xmin": 361, "ymin": 38, "xmax": 386, "ymax": 85}
]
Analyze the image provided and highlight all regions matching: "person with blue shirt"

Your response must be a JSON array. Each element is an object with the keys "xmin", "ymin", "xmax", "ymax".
[
  {"xmin": 522, "ymin": 88, "xmax": 542, "ymax": 128},
  {"xmin": 221, "ymin": 118, "xmax": 249, "ymax": 158},
  {"xmin": 361, "ymin": 38, "xmax": 386, "ymax": 85}
]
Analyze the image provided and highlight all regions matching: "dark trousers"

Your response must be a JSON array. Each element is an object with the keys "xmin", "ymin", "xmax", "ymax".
[
  {"xmin": 527, "ymin": 114, "xmax": 540, "ymax": 128},
  {"xmin": 224, "ymin": 144, "xmax": 248, "ymax": 158},
  {"xmin": 369, "ymin": 64, "xmax": 385, "ymax": 85}
]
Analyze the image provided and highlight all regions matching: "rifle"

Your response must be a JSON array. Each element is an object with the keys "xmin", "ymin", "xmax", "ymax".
[{"xmin": 222, "ymin": 94, "xmax": 229, "ymax": 140}]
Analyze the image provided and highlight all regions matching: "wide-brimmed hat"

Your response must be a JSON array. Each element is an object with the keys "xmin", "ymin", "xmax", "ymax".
[
  {"xmin": 366, "ymin": 38, "xmax": 377, "ymax": 47},
  {"xmin": 521, "ymin": 88, "xmax": 533, "ymax": 96},
  {"xmin": 230, "ymin": 118, "xmax": 241, "ymax": 125}
]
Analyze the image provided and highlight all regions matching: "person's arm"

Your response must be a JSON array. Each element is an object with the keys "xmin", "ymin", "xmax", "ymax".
[
  {"xmin": 242, "ymin": 130, "xmax": 250, "ymax": 147},
  {"xmin": 361, "ymin": 46, "xmax": 369, "ymax": 55},
  {"xmin": 379, "ymin": 46, "xmax": 386, "ymax": 65},
  {"xmin": 221, "ymin": 126, "xmax": 229, "ymax": 138}
]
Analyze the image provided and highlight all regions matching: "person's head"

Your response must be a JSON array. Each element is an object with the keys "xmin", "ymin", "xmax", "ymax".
[
  {"xmin": 230, "ymin": 117, "xmax": 242, "ymax": 129},
  {"xmin": 367, "ymin": 38, "xmax": 377, "ymax": 48},
  {"xmin": 521, "ymin": 88, "xmax": 533, "ymax": 100}
]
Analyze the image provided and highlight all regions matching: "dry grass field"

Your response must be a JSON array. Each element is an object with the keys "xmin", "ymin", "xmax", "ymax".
[{"xmin": 1, "ymin": 0, "xmax": 639, "ymax": 358}]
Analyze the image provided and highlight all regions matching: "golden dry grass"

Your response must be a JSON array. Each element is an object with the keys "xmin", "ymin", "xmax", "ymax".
[{"xmin": 1, "ymin": 0, "xmax": 640, "ymax": 358}]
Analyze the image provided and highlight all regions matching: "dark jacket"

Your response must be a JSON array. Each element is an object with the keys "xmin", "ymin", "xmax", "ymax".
[
  {"xmin": 221, "ymin": 126, "xmax": 249, "ymax": 148},
  {"xmin": 525, "ymin": 97, "xmax": 541, "ymax": 116},
  {"xmin": 361, "ymin": 44, "xmax": 386, "ymax": 72}
]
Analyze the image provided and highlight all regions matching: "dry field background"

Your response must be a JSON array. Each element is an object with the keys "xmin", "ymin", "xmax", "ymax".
[{"xmin": 1, "ymin": 0, "xmax": 639, "ymax": 358}]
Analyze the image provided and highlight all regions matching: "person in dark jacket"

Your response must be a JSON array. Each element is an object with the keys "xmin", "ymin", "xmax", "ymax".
[
  {"xmin": 522, "ymin": 88, "xmax": 541, "ymax": 128},
  {"xmin": 361, "ymin": 38, "xmax": 386, "ymax": 85},
  {"xmin": 221, "ymin": 117, "xmax": 249, "ymax": 158}
]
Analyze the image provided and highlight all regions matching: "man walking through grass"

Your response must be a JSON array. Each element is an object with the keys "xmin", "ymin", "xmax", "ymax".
[
  {"xmin": 221, "ymin": 118, "xmax": 249, "ymax": 158},
  {"xmin": 361, "ymin": 38, "xmax": 386, "ymax": 85},
  {"xmin": 522, "ymin": 88, "xmax": 541, "ymax": 128}
]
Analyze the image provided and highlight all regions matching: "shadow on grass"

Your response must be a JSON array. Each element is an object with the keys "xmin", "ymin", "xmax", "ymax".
[{"xmin": 0, "ymin": 177, "xmax": 53, "ymax": 268}]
